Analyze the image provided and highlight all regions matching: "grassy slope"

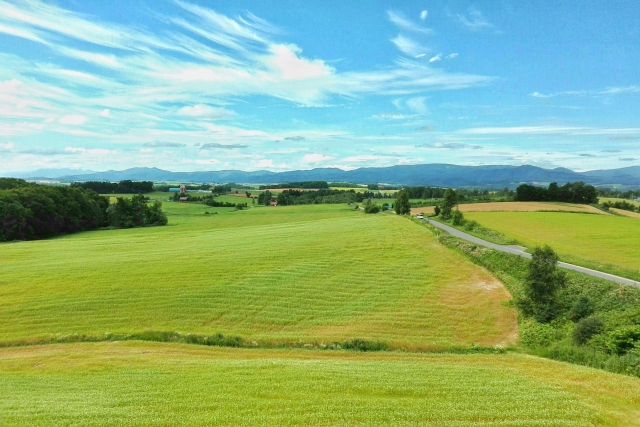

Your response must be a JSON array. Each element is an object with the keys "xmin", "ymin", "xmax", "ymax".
[
  {"xmin": 463, "ymin": 211, "xmax": 640, "ymax": 281},
  {"xmin": 1, "ymin": 342, "xmax": 639, "ymax": 426},
  {"xmin": 0, "ymin": 203, "xmax": 515, "ymax": 349}
]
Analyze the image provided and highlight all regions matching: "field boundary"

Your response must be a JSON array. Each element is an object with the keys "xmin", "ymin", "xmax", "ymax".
[{"xmin": 424, "ymin": 218, "xmax": 640, "ymax": 288}]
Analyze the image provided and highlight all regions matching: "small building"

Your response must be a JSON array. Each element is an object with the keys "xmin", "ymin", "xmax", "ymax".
[
  {"xmin": 180, "ymin": 185, "xmax": 186, "ymax": 194},
  {"xmin": 168, "ymin": 188, "xmax": 181, "ymax": 192},
  {"xmin": 270, "ymin": 201, "xmax": 278, "ymax": 206},
  {"xmin": 179, "ymin": 197, "xmax": 188, "ymax": 202}
]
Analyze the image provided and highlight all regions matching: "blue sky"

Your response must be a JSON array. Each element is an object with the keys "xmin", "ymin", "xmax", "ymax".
[{"xmin": 1, "ymin": 0, "xmax": 639, "ymax": 173}]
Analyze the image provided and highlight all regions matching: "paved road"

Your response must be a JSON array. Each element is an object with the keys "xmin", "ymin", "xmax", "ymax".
[{"xmin": 423, "ymin": 217, "xmax": 640, "ymax": 288}]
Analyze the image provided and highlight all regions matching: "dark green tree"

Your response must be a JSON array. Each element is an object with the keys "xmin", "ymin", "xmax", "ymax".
[
  {"xmin": 518, "ymin": 245, "xmax": 567, "ymax": 323},
  {"xmin": 440, "ymin": 189, "xmax": 458, "ymax": 220},
  {"xmin": 394, "ymin": 189, "xmax": 410, "ymax": 215}
]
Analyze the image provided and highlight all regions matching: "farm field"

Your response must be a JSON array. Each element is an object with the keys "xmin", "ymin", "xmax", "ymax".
[
  {"xmin": 611, "ymin": 207, "xmax": 640, "ymax": 218},
  {"xmin": 0, "ymin": 203, "xmax": 515, "ymax": 349},
  {"xmin": 411, "ymin": 201, "xmax": 606, "ymax": 216},
  {"xmin": 462, "ymin": 211, "xmax": 640, "ymax": 280},
  {"xmin": 1, "ymin": 342, "xmax": 639, "ymax": 426}
]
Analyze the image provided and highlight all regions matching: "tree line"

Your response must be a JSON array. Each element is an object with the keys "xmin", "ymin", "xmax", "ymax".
[
  {"xmin": 515, "ymin": 182, "xmax": 598, "ymax": 204},
  {"xmin": 258, "ymin": 181, "xmax": 330, "ymax": 190},
  {"xmin": 0, "ymin": 179, "xmax": 166, "ymax": 242},
  {"xmin": 71, "ymin": 180, "xmax": 154, "ymax": 194}
]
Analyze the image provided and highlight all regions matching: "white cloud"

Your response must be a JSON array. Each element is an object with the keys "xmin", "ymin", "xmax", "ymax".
[
  {"xmin": 455, "ymin": 7, "xmax": 499, "ymax": 33},
  {"xmin": 429, "ymin": 54, "xmax": 442, "ymax": 63},
  {"xmin": 387, "ymin": 10, "xmax": 431, "ymax": 34},
  {"xmin": 448, "ymin": 53, "xmax": 458, "ymax": 59},
  {"xmin": 59, "ymin": 114, "xmax": 87, "ymax": 125},
  {"xmin": 2, "ymin": 141, "xmax": 14, "ymax": 149},
  {"xmin": 406, "ymin": 97, "xmax": 428, "ymax": 115},
  {"xmin": 302, "ymin": 153, "xmax": 332, "ymax": 163},
  {"xmin": 531, "ymin": 85, "xmax": 640, "ymax": 98},
  {"xmin": 100, "ymin": 109, "xmax": 111, "ymax": 117},
  {"xmin": 194, "ymin": 159, "xmax": 221, "ymax": 165},
  {"xmin": 265, "ymin": 44, "xmax": 334, "ymax": 81},
  {"xmin": 177, "ymin": 104, "xmax": 236, "ymax": 119},
  {"xmin": 391, "ymin": 34, "xmax": 426, "ymax": 57},
  {"xmin": 420, "ymin": 10, "xmax": 428, "ymax": 20},
  {"xmin": 253, "ymin": 159, "xmax": 274, "ymax": 168}
]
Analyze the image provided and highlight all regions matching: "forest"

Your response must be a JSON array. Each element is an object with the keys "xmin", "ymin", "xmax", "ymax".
[
  {"xmin": 0, "ymin": 179, "xmax": 166, "ymax": 242},
  {"xmin": 515, "ymin": 182, "xmax": 598, "ymax": 204}
]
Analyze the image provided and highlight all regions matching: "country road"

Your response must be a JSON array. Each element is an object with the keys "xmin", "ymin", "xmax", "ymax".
[{"xmin": 423, "ymin": 217, "xmax": 640, "ymax": 288}]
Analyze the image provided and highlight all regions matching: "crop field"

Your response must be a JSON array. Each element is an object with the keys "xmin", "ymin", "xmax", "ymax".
[
  {"xmin": 462, "ymin": 211, "xmax": 640, "ymax": 280},
  {"xmin": 1, "ymin": 342, "xmax": 639, "ymax": 426},
  {"xmin": 610, "ymin": 208, "xmax": 640, "ymax": 218},
  {"xmin": 0, "ymin": 203, "xmax": 515, "ymax": 349},
  {"xmin": 412, "ymin": 201, "xmax": 606, "ymax": 216}
]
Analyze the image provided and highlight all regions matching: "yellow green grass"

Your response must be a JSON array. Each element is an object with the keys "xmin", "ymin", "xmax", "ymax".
[
  {"xmin": 0, "ymin": 203, "xmax": 515, "ymax": 349},
  {"xmin": 0, "ymin": 342, "xmax": 639, "ymax": 426},
  {"xmin": 463, "ymin": 211, "xmax": 640, "ymax": 280}
]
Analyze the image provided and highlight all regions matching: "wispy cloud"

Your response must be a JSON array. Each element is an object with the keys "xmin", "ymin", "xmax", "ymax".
[
  {"xmin": 387, "ymin": 11, "xmax": 432, "ymax": 34},
  {"xmin": 177, "ymin": 105, "xmax": 236, "ymax": 119},
  {"xmin": 420, "ymin": 10, "xmax": 428, "ymax": 21},
  {"xmin": 391, "ymin": 34, "xmax": 427, "ymax": 57},
  {"xmin": 200, "ymin": 143, "xmax": 249, "ymax": 150},
  {"xmin": 144, "ymin": 141, "xmax": 187, "ymax": 148},
  {"xmin": 429, "ymin": 54, "xmax": 442, "ymax": 63},
  {"xmin": 284, "ymin": 136, "xmax": 305, "ymax": 141},
  {"xmin": 455, "ymin": 7, "xmax": 499, "ymax": 33},
  {"xmin": 531, "ymin": 85, "xmax": 640, "ymax": 98}
]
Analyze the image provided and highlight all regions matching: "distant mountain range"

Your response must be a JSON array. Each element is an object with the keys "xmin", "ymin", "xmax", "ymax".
[{"xmin": 4, "ymin": 164, "xmax": 640, "ymax": 187}]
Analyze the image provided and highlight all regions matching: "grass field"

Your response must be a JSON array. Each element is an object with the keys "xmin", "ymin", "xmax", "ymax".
[
  {"xmin": 1, "ymin": 342, "xmax": 639, "ymax": 426},
  {"xmin": 0, "ymin": 202, "xmax": 515, "ymax": 349},
  {"xmin": 412, "ymin": 201, "xmax": 607, "ymax": 216},
  {"xmin": 462, "ymin": 211, "xmax": 640, "ymax": 280}
]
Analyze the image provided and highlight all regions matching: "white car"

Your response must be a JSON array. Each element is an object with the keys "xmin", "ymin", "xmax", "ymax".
[{"xmin": 416, "ymin": 213, "xmax": 424, "ymax": 219}]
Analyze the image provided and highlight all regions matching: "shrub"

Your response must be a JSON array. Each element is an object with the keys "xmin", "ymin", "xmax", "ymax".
[
  {"xmin": 452, "ymin": 210, "xmax": 465, "ymax": 226},
  {"xmin": 573, "ymin": 317, "xmax": 604, "ymax": 345},
  {"xmin": 341, "ymin": 339, "xmax": 387, "ymax": 351},
  {"xmin": 570, "ymin": 296, "xmax": 593, "ymax": 321},
  {"xmin": 605, "ymin": 326, "xmax": 640, "ymax": 355},
  {"xmin": 434, "ymin": 205, "xmax": 441, "ymax": 216}
]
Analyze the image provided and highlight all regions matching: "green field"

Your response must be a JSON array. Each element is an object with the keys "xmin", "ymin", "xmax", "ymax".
[
  {"xmin": 0, "ymin": 202, "xmax": 515, "ymax": 349},
  {"xmin": 3, "ymin": 197, "xmax": 640, "ymax": 424},
  {"xmin": 463, "ymin": 211, "xmax": 640, "ymax": 280},
  {"xmin": 1, "ymin": 342, "xmax": 639, "ymax": 426}
]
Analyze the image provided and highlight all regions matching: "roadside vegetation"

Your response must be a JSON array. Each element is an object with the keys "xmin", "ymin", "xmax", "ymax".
[{"xmin": 427, "ymin": 220, "xmax": 640, "ymax": 378}]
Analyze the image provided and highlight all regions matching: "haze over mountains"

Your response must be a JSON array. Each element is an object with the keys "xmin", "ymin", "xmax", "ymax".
[{"xmin": 7, "ymin": 164, "xmax": 640, "ymax": 187}]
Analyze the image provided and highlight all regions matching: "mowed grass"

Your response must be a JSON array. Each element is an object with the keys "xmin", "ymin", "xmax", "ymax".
[
  {"xmin": 463, "ymin": 211, "xmax": 640, "ymax": 280},
  {"xmin": 0, "ymin": 203, "xmax": 515, "ymax": 349},
  {"xmin": 1, "ymin": 342, "xmax": 639, "ymax": 426}
]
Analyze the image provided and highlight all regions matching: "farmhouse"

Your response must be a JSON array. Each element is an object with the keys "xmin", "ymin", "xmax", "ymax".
[
  {"xmin": 270, "ymin": 201, "xmax": 278, "ymax": 206},
  {"xmin": 179, "ymin": 197, "xmax": 188, "ymax": 202}
]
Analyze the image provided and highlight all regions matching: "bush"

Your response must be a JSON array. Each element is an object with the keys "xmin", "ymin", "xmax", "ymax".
[
  {"xmin": 363, "ymin": 200, "xmax": 380, "ymax": 214},
  {"xmin": 605, "ymin": 326, "xmax": 640, "ymax": 355},
  {"xmin": 570, "ymin": 296, "xmax": 593, "ymax": 321},
  {"xmin": 434, "ymin": 205, "xmax": 441, "ymax": 216},
  {"xmin": 452, "ymin": 209, "xmax": 465, "ymax": 226},
  {"xmin": 341, "ymin": 339, "xmax": 387, "ymax": 351},
  {"xmin": 573, "ymin": 317, "xmax": 604, "ymax": 345}
]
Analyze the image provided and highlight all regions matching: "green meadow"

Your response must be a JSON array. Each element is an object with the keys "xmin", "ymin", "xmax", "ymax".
[
  {"xmin": 0, "ymin": 202, "xmax": 515, "ymax": 349},
  {"xmin": 1, "ymin": 342, "xmax": 639, "ymax": 426},
  {"xmin": 3, "ymin": 197, "xmax": 640, "ymax": 425},
  {"xmin": 463, "ymin": 211, "xmax": 640, "ymax": 280}
]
